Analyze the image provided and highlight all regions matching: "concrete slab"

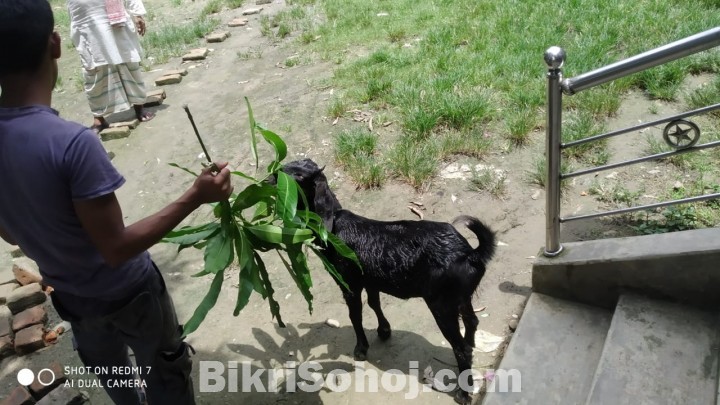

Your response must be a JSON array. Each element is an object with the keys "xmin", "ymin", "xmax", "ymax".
[
  {"xmin": 182, "ymin": 48, "xmax": 209, "ymax": 61},
  {"xmin": 482, "ymin": 293, "xmax": 612, "ymax": 405},
  {"xmin": 586, "ymin": 294, "xmax": 719, "ymax": 405},
  {"xmin": 533, "ymin": 227, "xmax": 720, "ymax": 310},
  {"xmin": 155, "ymin": 74, "xmax": 183, "ymax": 86},
  {"xmin": 99, "ymin": 126, "xmax": 131, "ymax": 142}
]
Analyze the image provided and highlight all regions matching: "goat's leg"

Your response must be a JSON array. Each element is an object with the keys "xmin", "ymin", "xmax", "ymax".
[
  {"xmin": 344, "ymin": 290, "xmax": 370, "ymax": 360},
  {"xmin": 426, "ymin": 298, "xmax": 474, "ymax": 405},
  {"xmin": 366, "ymin": 288, "xmax": 391, "ymax": 340},
  {"xmin": 459, "ymin": 299, "xmax": 478, "ymax": 348}
]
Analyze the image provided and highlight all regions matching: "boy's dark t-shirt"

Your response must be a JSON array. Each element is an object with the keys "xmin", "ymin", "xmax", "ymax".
[{"xmin": 0, "ymin": 105, "xmax": 151, "ymax": 307}]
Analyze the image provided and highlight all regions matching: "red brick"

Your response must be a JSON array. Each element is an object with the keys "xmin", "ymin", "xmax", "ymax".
[
  {"xmin": 0, "ymin": 335, "xmax": 13, "ymax": 360},
  {"xmin": 29, "ymin": 363, "xmax": 67, "ymax": 400},
  {"xmin": 35, "ymin": 386, "xmax": 84, "ymax": 405},
  {"xmin": 12, "ymin": 306, "xmax": 47, "ymax": 332},
  {"xmin": 0, "ymin": 305, "xmax": 12, "ymax": 337},
  {"xmin": 0, "ymin": 386, "xmax": 35, "ymax": 405},
  {"xmin": 0, "ymin": 282, "xmax": 20, "ymax": 306},
  {"xmin": 7, "ymin": 284, "xmax": 46, "ymax": 315},
  {"xmin": 12, "ymin": 261, "xmax": 42, "ymax": 286},
  {"xmin": 14, "ymin": 324, "xmax": 45, "ymax": 355}
]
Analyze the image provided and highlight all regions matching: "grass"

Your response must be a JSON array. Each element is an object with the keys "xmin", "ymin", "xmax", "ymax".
[
  {"xmin": 334, "ymin": 129, "xmax": 385, "ymax": 188},
  {"xmin": 628, "ymin": 177, "xmax": 720, "ymax": 234},
  {"xmin": 686, "ymin": 76, "xmax": 720, "ymax": 116},
  {"xmin": 201, "ymin": 0, "xmax": 245, "ymax": 16},
  {"xmin": 142, "ymin": 17, "xmax": 219, "ymax": 64},
  {"xmin": 225, "ymin": 0, "xmax": 245, "ymax": 9},
  {"xmin": 327, "ymin": 98, "xmax": 348, "ymax": 118},
  {"xmin": 589, "ymin": 182, "xmax": 643, "ymax": 206},
  {"xmin": 237, "ymin": 47, "xmax": 264, "ymax": 60},
  {"xmin": 259, "ymin": 7, "xmax": 312, "ymax": 41},
  {"xmin": 469, "ymin": 167, "xmax": 507, "ymax": 199},
  {"xmin": 201, "ymin": 0, "xmax": 224, "ymax": 16},
  {"xmin": 388, "ymin": 136, "xmax": 441, "ymax": 190},
  {"xmin": 53, "ymin": 75, "xmax": 64, "ymax": 93},
  {"xmin": 561, "ymin": 111, "xmax": 610, "ymax": 166},
  {"xmin": 527, "ymin": 157, "xmax": 573, "ymax": 193},
  {"xmin": 276, "ymin": 0, "xmax": 720, "ymax": 187}
]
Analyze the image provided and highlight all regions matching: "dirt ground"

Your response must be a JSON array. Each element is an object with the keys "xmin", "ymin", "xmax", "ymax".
[{"xmin": 1, "ymin": 1, "xmax": 716, "ymax": 404}]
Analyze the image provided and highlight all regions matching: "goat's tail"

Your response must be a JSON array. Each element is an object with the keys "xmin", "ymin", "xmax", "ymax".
[{"xmin": 452, "ymin": 215, "xmax": 496, "ymax": 267}]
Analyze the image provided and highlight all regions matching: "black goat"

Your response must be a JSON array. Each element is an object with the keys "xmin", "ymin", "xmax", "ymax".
[{"xmin": 281, "ymin": 159, "xmax": 496, "ymax": 404}]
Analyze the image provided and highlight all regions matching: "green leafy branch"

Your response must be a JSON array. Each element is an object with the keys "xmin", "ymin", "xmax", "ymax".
[{"xmin": 163, "ymin": 98, "xmax": 360, "ymax": 336}]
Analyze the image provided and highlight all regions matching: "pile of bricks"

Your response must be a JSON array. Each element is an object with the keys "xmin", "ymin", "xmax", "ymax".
[
  {"xmin": 0, "ymin": 260, "xmax": 86, "ymax": 404},
  {"xmin": 0, "ymin": 259, "xmax": 53, "ymax": 361}
]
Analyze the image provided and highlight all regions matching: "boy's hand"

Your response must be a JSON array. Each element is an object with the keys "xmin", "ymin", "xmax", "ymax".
[{"xmin": 190, "ymin": 162, "xmax": 233, "ymax": 205}]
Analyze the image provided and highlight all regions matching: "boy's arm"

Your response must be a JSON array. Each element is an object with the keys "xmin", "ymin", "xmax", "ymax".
[{"xmin": 73, "ymin": 163, "xmax": 232, "ymax": 267}]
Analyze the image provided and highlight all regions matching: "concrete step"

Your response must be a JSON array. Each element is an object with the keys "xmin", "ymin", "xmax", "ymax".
[
  {"xmin": 585, "ymin": 294, "xmax": 719, "ymax": 405},
  {"xmin": 482, "ymin": 293, "xmax": 613, "ymax": 405}
]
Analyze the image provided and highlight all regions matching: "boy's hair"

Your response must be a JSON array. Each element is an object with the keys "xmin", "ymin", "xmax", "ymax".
[{"xmin": 0, "ymin": 0, "xmax": 55, "ymax": 77}]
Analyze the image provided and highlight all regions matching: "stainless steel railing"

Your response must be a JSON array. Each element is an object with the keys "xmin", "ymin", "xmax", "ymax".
[{"xmin": 543, "ymin": 27, "xmax": 720, "ymax": 257}]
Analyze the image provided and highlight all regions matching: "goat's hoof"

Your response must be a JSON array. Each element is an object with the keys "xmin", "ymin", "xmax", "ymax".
[
  {"xmin": 377, "ymin": 327, "xmax": 391, "ymax": 341},
  {"xmin": 453, "ymin": 389, "xmax": 471, "ymax": 405},
  {"xmin": 353, "ymin": 347, "xmax": 368, "ymax": 361}
]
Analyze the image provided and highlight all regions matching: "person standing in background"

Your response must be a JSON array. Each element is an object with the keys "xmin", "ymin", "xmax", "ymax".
[{"xmin": 67, "ymin": 0, "xmax": 155, "ymax": 133}]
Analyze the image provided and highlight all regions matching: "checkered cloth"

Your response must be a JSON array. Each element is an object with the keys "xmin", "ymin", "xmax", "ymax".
[{"xmin": 83, "ymin": 62, "xmax": 147, "ymax": 118}]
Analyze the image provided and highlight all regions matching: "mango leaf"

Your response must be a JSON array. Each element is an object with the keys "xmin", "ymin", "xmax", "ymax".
[
  {"xmin": 192, "ymin": 269, "xmax": 210, "ymax": 278},
  {"xmin": 275, "ymin": 171, "xmax": 298, "ymax": 225},
  {"xmin": 232, "ymin": 183, "xmax": 277, "ymax": 213},
  {"xmin": 296, "ymin": 184, "xmax": 310, "ymax": 226},
  {"xmin": 182, "ymin": 270, "xmax": 225, "ymax": 337},
  {"xmin": 231, "ymin": 170, "xmax": 259, "ymax": 183},
  {"xmin": 168, "ymin": 162, "xmax": 199, "ymax": 177},
  {"xmin": 257, "ymin": 126, "xmax": 287, "ymax": 164},
  {"xmin": 310, "ymin": 246, "xmax": 350, "ymax": 291},
  {"xmin": 255, "ymin": 252, "xmax": 285, "ymax": 327},
  {"xmin": 234, "ymin": 229, "xmax": 266, "ymax": 294},
  {"xmin": 192, "ymin": 240, "xmax": 209, "ymax": 250},
  {"xmin": 305, "ymin": 212, "xmax": 329, "ymax": 242},
  {"xmin": 163, "ymin": 227, "xmax": 220, "ymax": 247},
  {"xmin": 244, "ymin": 230, "xmax": 275, "ymax": 252},
  {"xmin": 245, "ymin": 97, "xmax": 260, "ymax": 172},
  {"xmin": 326, "ymin": 232, "xmax": 362, "ymax": 271},
  {"xmin": 247, "ymin": 224, "xmax": 314, "ymax": 245},
  {"xmin": 203, "ymin": 229, "xmax": 234, "ymax": 274},
  {"xmin": 164, "ymin": 222, "xmax": 219, "ymax": 239},
  {"xmin": 252, "ymin": 200, "xmax": 273, "ymax": 222},
  {"xmin": 233, "ymin": 266, "xmax": 255, "ymax": 317},
  {"xmin": 212, "ymin": 203, "xmax": 222, "ymax": 219},
  {"xmin": 282, "ymin": 245, "xmax": 313, "ymax": 313},
  {"xmin": 266, "ymin": 161, "xmax": 281, "ymax": 174}
]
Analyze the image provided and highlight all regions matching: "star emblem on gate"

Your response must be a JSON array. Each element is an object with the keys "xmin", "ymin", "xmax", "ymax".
[{"xmin": 663, "ymin": 119, "xmax": 700, "ymax": 149}]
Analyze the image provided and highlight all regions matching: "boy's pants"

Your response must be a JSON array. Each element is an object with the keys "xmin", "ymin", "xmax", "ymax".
[{"xmin": 52, "ymin": 265, "xmax": 195, "ymax": 405}]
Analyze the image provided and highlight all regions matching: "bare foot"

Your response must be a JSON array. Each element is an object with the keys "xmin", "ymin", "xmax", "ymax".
[
  {"xmin": 90, "ymin": 117, "xmax": 109, "ymax": 134},
  {"xmin": 134, "ymin": 105, "xmax": 155, "ymax": 122}
]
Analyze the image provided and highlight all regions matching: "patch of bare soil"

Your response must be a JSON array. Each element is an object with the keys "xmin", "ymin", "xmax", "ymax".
[{"xmin": 1, "ymin": 2, "xmax": 716, "ymax": 404}]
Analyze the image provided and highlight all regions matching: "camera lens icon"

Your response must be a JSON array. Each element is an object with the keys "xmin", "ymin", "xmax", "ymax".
[{"xmin": 17, "ymin": 368, "xmax": 56, "ymax": 386}]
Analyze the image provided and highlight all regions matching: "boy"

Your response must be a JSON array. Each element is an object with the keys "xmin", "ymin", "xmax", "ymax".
[{"xmin": 0, "ymin": 1, "xmax": 232, "ymax": 403}]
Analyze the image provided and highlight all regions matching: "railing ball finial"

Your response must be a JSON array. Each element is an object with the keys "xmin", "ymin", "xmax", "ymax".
[{"xmin": 544, "ymin": 46, "xmax": 566, "ymax": 70}]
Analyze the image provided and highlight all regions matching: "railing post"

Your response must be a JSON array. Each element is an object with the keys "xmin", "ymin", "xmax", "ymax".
[{"xmin": 544, "ymin": 46, "xmax": 565, "ymax": 257}]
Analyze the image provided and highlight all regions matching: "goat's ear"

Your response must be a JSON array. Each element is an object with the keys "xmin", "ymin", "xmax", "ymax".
[{"xmin": 313, "ymin": 177, "xmax": 335, "ymax": 231}]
